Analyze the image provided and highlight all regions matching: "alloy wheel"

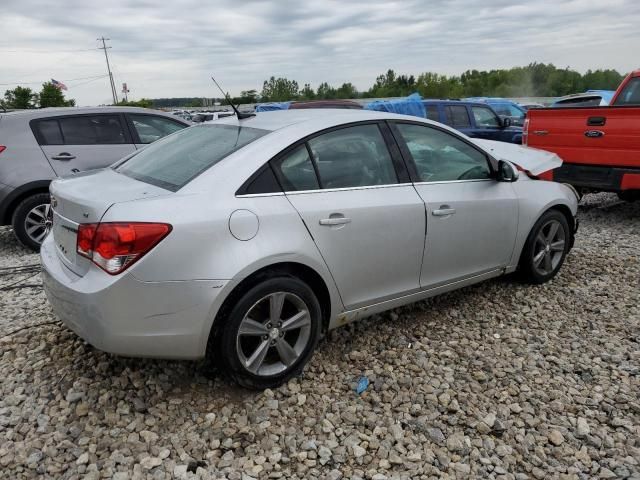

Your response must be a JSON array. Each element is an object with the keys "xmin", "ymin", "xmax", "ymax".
[
  {"xmin": 236, "ymin": 292, "xmax": 311, "ymax": 377},
  {"xmin": 532, "ymin": 219, "xmax": 565, "ymax": 276},
  {"xmin": 24, "ymin": 203, "xmax": 52, "ymax": 245}
]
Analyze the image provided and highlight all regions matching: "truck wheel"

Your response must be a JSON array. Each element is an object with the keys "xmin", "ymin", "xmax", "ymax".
[
  {"xmin": 519, "ymin": 210, "xmax": 570, "ymax": 284},
  {"xmin": 618, "ymin": 191, "xmax": 640, "ymax": 202},
  {"xmin": 12, "ymin": 193, "xmax": 52, "ymax": 252},
  {"xmin": 213, "ymin": 276, "xmax": 322, "ymax": 389}
]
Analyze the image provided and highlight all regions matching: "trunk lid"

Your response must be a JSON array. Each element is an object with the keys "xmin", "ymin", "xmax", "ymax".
[
  {"xmin": 471, "ymin": 138, "xmax": 562, "ymax": 176},
  {"xmin": 50, "ymin": 168, "xmax": 170, "ymax": 275}
]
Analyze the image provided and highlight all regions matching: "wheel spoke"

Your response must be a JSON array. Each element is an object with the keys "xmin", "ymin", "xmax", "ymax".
[
  {"xmin": 546, "ymin": 222, "xmax": 559, "ymax": 242},
  {"xmin": 245, "ymin": 340, "xmax": 270, "ymax": 373},
  {"xmin": 280, "ymin": 310, "xmax": 310, "ymax": 332},
  {"xmin": 275, "ymin": 338, "xmax": 297, "ymax": 366},
  {"xmin": 533, "ymin": 249, "xmax": 546, "ymax": 266},
  {"xmin": 238, "ymin": 318, "xmax": 268, "ymax": 336},
  {"xmin": 544, "ymin": 252, "xmax": 552, "ymax": 272},
  {"xmin": 29, "ymin": 208, "xmax": 45, "ymax": 220},
  {"xmin": 35, "ymin": 229, "xmax": 47, "ymax": 243},
  {"xmin": 269, "ymin": 292, "xmax": 286, "ymax": 322},
  {"xmin": 26, "ymin": 224, "xmax": 42, "ymax": 235},
  {"xmin": 535, "ymin": 232, "xmax": 546, "ymax": 246},
  {"xmin": 550, "ymin": 240, "xmax": 565, "ymax": 252}
]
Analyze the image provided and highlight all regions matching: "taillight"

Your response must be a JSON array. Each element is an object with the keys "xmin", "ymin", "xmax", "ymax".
[
  {"xmin": 77, "ymin": 222, "xmax": 171, "ymax": 275},
  {"xmin": 522, "ymin": 118, "xmax": 529, "ymax": 146},
  {"xmin": 0, "ymin": 146, "xmax": 6, "ymax": 154}
]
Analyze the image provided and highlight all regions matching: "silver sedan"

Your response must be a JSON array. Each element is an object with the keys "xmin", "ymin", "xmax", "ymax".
[{"xmin": 41, "ymin": 109, "xmax": 579, "ymax": 389}]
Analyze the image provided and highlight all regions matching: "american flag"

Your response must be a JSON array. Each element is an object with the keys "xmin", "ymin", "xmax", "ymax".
[{"xmin": 51, "ymin": 79, "xmax": 68, "ymax": 91}]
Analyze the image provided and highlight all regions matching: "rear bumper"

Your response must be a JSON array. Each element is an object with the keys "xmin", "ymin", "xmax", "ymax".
[
  {"xmin": 40, "ymin": 235, "xmax": 228, "ymax": 360},
  {"xmin": 552, "ymin": 163, "xmax": 640, "ymax": 192}
]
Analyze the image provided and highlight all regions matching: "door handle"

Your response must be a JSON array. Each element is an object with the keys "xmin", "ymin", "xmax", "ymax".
[
  {"xmin": 51, "ymin": 152, "xmax": 76, "ymax": 161},
  {"xmin": 319, "ymin": 216, "xmax": 351, "ymax": 226},
  {"xmin": 533, "ymin": 130, "xmax": 548, "ymax": 136},
  {"xmin": 432, "ymin": 207, "xmax": 456, "ymax": 217},
  {"xmin": 587, "ymin": 116, "xmax": 606, "ymax": 126}
]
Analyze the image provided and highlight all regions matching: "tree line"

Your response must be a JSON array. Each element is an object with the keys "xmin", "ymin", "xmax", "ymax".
[
  {"xmin": 252, "ymin": 63, "xmax": 624, "ymax": 103},
  {"xmin": 3, "ymin": 63, "xmax": 626, "ymax": 110}
]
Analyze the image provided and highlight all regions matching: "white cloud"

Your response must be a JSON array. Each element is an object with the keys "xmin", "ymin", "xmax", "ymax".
[{"xmin": 2, "ymin": 0, "xmax": 639, "ymax": 105}]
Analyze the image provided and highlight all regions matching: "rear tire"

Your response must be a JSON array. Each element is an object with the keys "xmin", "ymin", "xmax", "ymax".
[
  {"xmin": 519, "ymin": 210, "xmax": 570, "ymax": 284},
  {"xmin": 618, "ymin": 190, "xmax": 640, "ymax": 202},
  {"xmin": 212, "ymin": 276, "xmax": 322, "ymax": 389},
  {"xmin": 11, "ymin": 193, "xmax": 52, "ymax": 252}
]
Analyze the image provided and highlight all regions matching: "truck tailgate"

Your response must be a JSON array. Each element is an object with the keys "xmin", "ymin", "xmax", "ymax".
[{"xmin": 525, "ymin": 106, "xmax": 640, "ymax": 168}]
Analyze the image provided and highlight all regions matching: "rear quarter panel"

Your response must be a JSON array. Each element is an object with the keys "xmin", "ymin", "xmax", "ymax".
[{"xmin": 526, "ymin": 107, "xmax": 640, "ymax": 168}]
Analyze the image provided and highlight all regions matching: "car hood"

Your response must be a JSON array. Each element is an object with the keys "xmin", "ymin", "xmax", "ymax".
[{"xmin": 471, "ymin": 139, "xmax": 562, "ymax": 176}]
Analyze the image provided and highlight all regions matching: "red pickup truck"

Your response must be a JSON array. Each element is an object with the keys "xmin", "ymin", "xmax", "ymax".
[{"xmin": 524, "ymin": 70, "xmax": 640, "ymax": 201}]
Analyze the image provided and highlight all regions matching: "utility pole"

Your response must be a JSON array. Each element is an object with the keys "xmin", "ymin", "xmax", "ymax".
[{"xmin": 97, "ymin": 36, "xmax": 118, "ymax": 104}]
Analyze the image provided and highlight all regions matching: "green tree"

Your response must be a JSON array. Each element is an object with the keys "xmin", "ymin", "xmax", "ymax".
[
  {"xmin": 316, "ymin": 82, "xmax": 337, "ymax": 100},
  {"xmin": 298, "ymin": 84, "xmax": 316, "ymax": 100},
  {"xmin": 3, "ymin": 86, "xmax": 38, "ymax": 109},
  {"xmin": 260, "ymin": 77, "xmax": 299, "ymax": 102},
  {"xmin": 336, "ymin": 82, "xmax": 358, "ymax": 99},
  {"xmin": 39, "ymin": 82, "xmax": 75, "ymax": 108}
]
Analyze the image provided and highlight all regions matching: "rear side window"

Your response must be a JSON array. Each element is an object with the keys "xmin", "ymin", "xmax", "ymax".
[
  {"xmin": 425, "ymin": 105, "xmax": 440, "ymax": 121},
  {"xmin": 307, "ymin": 124, "xmax": 397, "ymax": 189},
  {"xmin": 58, "ymin": 115, "xmax": 127, "ymax": 144},
  {"xmin": 614, "ymin": 77, "xmax": 640, "ymax": 106},
  {"xmin": 34, "ymin": 119, "xmax": 63, "ymax": 145},
  {"xmin": 444, "ymin": 106, "xmax": 471, "ymax": 128},
  {"xmin": 129, "ymin": 114, "xmax": 185, "ymax": 143},
  {"xmin": 116, "ymin": 124, "xmax": 268, "ymax": 191},
  {"xmin": 273, "ymin": 145, "xmax": 319, "ymax": 191}
]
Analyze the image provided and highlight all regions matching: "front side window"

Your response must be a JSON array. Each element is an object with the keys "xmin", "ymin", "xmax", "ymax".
[
  {"xmin": 117, "ymin": 124, "xmax": 268, "ymax": 191},
  {"xmin": 472, "ymin": 106, "xmax": 500, "ymax": 128},
  {"xmin": 273, "ymin": 145, "xmax": 319, "ymax": 191},
  {"xmin": 444, "ymin": 106, "xmax": 471, "ymax": 128},
  {"xmin": 615, "ymin": 77, "xmax": 640, "ymax": 106},
  {"xmin": 58, "ymin": 115, "xmax": 126, "ymax": 145},
  {"xmin": 129, "ymin": 114, "xmax": 185, "ymax": 143},
  {"xmin": 395, "ymin": 123, "xmax": 491, "ymax": 182},
  {"xmin": 307, "ymin": 124, "xmax": 397, "ymax": 189}
]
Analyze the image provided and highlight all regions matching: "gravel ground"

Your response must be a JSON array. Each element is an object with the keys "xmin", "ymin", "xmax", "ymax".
[{"xmin": 0, "ymin": 193, "xmax": 638, "ymax": 480}]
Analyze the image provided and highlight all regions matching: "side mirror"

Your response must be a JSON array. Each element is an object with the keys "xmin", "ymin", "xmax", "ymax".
[
  {"xmin": 497, "ymin": 160, "xmax": 519, "ymax": 182},
  {"xmin": 500, "ymin": 116, "xmax": 512, "ymax": 128}
]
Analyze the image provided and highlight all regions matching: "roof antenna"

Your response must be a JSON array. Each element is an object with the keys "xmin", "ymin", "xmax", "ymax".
[{"xmin": 211, "ymin": 77, "xmax": 255, "ymax": 119}]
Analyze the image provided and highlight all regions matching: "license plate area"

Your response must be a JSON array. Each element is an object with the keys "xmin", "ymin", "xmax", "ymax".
[{"xmin": 52, "ymin": 211, "xmax": 79, "ymax": 265}]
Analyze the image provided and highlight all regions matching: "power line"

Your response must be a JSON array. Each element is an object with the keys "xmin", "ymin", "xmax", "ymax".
[
  {"xmin": 0, "ymin": 74, "xmax": 108, "ymax": 86},
  {"xmin": 97, "ymin": 37, "xmax": 118, "ymax": 104},
  {"xmin": 0, "ymin": 48, "xmax": 101, "ymax": 54}
]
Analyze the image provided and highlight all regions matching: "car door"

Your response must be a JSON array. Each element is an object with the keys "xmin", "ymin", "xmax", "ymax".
[
  {"xmin": 272, "ymin": 123, "xmax": 426, "ymax": 309},
  {"xmin": 443, "ymin": 105, "xmax": 474, "ymax": 137},
  {"xmin": 390, "ymin": 121, "xmax": 518, "ymax": 288},
  {"xmin": 125, "ymin": 113, "xmax": 188, "ymax": 148},
  {"xmin": 34, "ymin": 113, "xmax": 135, "ymax": 177},
  {"xmin": 470, "ymin": 105, "xmax": 504, "ymax": 141}
]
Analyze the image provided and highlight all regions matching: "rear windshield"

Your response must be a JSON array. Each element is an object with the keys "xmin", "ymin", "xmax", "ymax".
[{"xmin": 116, "ymin": 124, "xmax": 268, "ymax": 191}]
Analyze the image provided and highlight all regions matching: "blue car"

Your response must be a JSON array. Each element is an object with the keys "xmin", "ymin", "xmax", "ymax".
[
  {"xmin": 423, "ymin": 100, "xmax": 523, "ymax": 144},
  {"xmin": 463, "ymin": 97, "xmax": 527, "ymax": 126}
]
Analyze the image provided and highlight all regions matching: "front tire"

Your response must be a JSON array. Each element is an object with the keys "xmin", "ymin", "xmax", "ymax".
[
  {"xmin": 213, "ymin": 276, "xmax": 322, "ymax": 389},
  {"xmin": 519, "ymin": 210, "xmax": 570, "ymax": 284},
  {"xmin": 11, "ymin": 193, "xmax": 52, "ymax": 252}
]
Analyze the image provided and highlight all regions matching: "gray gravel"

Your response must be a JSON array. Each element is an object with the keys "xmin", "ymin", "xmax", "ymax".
[{"xmin": 1, "ymin": 193, "xmax": 638, "ymax": 480}]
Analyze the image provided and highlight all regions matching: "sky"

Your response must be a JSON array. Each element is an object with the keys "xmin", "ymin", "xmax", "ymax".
[{"xmin": 2, "ymin": 0, "xmax": 639, "ymax": 106}]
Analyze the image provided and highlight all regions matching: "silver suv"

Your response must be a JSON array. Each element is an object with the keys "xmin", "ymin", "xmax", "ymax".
[{"xmin": 0, "ymin": 107, "xmax": 190, "ymax": 250}]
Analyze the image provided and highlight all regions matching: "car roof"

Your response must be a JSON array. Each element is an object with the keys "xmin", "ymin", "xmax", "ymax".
[
  {"xmin": 0, "ymin": 106, "xmax": 174, "ymax": 119},
  {"xmin": 213, "ymin": 108, "xmax": 425, "ymax": 132},
  {"xmin": 422, "ymin": 99, "xmax": 490, "ymax": 107}
]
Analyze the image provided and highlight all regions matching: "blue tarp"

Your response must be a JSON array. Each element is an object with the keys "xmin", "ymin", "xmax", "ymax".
[
  {"xmin": 255, "ymin": 102, "xmax": 291, "ymax": 112},
  {"xmin": 364, "ymin": 93, "xmax": 425, "ymax": 118}
]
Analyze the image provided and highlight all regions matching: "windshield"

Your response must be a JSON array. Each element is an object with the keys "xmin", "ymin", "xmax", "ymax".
[{"xmin": 116, "ymin": 124, "xmax": 268, "ymax": 191}]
